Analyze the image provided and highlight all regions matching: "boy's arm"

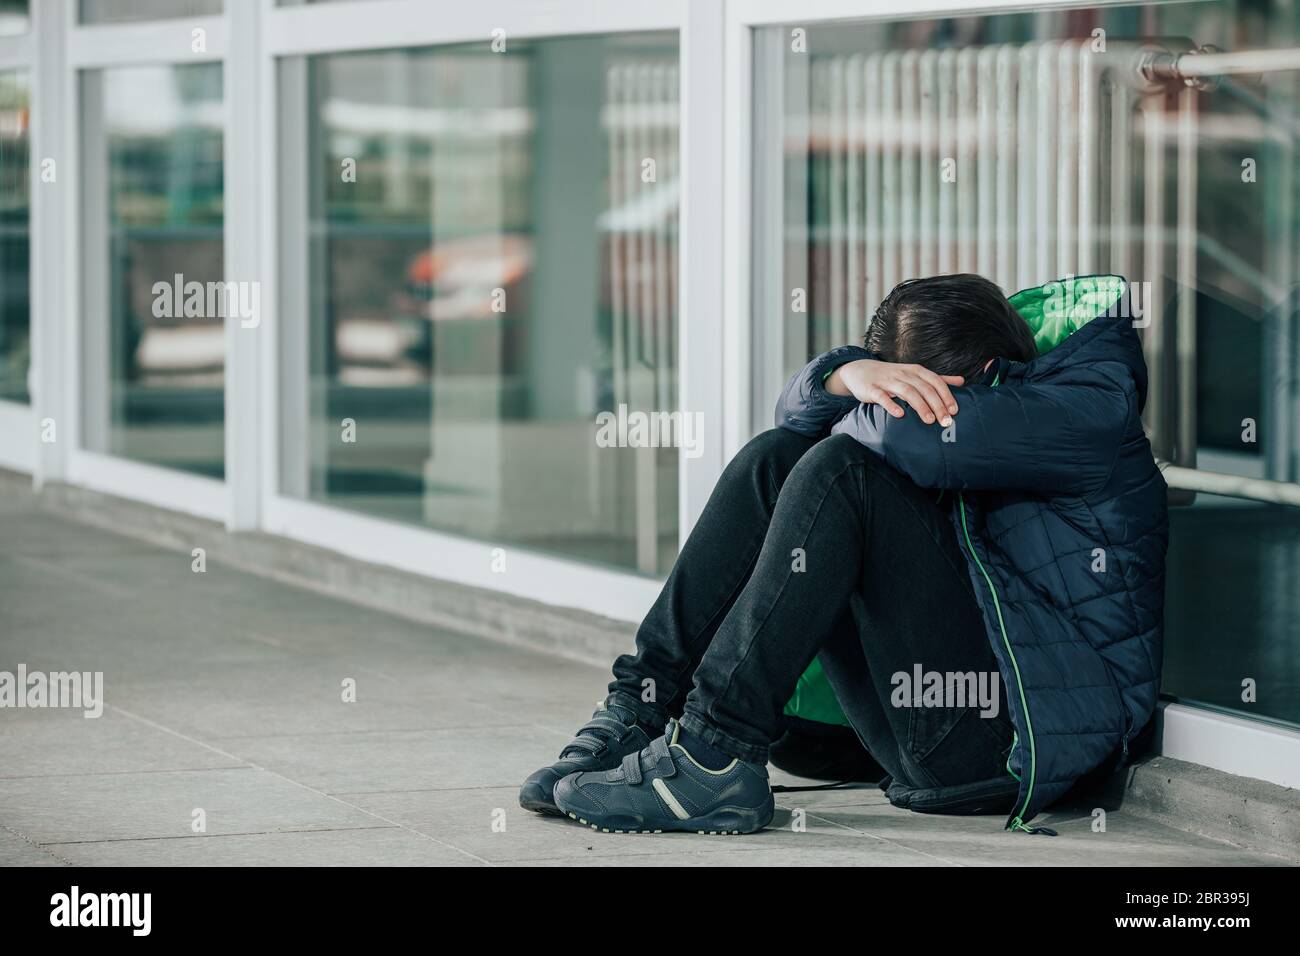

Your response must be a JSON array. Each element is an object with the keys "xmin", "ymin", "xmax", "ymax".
[
  {"xmin": 829, "ymin": 372, "xmax": 1133, "ymax": 497},
  {"xmin": 774, "ymin": 345, "xmax": 876, "ymax": 438},
  {"xmin": 775, "ymin": 348, "xmax": 962, "ymax": 437}
]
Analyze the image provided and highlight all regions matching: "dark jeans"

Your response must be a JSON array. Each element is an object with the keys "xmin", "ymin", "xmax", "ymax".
[{"xmin": 608, "ymin": 427, "xmax": 1014, "ymax": 793}]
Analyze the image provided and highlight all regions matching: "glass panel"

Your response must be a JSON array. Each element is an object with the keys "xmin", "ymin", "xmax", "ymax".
[
  {"xmin": 81, "ymin": 63, "xmax": 225, "ymax": 478},
  {"xmin": 79, "ymin": 0, "xmax": 222, "ymax": 25},
  {"xmin": 279, "ymin": 33, "xmax": 680, "ymax": 575},
  {"xmin": 755, "ymin": 1, "xmax": 1300, "ymax": 726},
  {"xmin": 0, "ymin": 1, "xmax": 29, "ymax": 37},
  {"xmin": 0, "ymin": 70, "xmax": 29, "ymax": 403}
]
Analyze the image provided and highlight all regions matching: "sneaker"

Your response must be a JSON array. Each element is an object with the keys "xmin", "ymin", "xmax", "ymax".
[
  {"xmin": 553, "ymin": 718, "xmax": 774, "ymax": 834},
  {"xmin": 519, "ymin": 700, "xmax": 652, "ymax": 815}
]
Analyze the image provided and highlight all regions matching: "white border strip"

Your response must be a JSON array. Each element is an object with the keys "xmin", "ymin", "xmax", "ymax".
[
  {"xmin": 678, "ymin": 0, "xmax": 726, "ymax": 535},
  {"xmin": 0, "ymin": 400, "xmax": 35, "ymax": 472},
  {"xmin": 0, "ymin": 31, "xmax": 33, "ymax": 69},
  {"xmin": 730, "ymin": 0, "xmax": 1133, "ymax": 28},
  {"xmin": 66, "ymin": 450, "xmax": 227, "ymax": 521},
  {"xmin": 1162, "ymin": 703, "xmax": 1300, "ymax": 790},
  {"xmin": 224, "ymin": 0, "xmax": 261, "ymax": 531},
  {"xmin": 263, "ymin": 494, "xmax": 661, "ymax": 623},
  {"xmin": 67, "ymin": 17, "xmax": 227, "ymax": 67},
  {"xmin": 265, "ymin": 0, "xmax": 683, "ymax": 57},
  {"xmin": 720, "ymin": 0, "xmax": 753, "ymax": 461}
]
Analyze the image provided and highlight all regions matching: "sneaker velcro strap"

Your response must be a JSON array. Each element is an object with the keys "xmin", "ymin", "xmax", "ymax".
[
  {"xmin": 560, "ymin": 713, "xmax": 632, "ymax": 757},
  {"xmin": 583, "ymin": 715, "xmax": 629, "ymax": 737},
  {"xmin": 647, "ymin": 736, "xmax": 677, "ymax": 780},
  {"xmin": 561, "ymin": 735, "xmax": 604, "ymax": 757},
  {"xmin": 621, "ymin": 749, "xmax": 644, "ymax": 785}
]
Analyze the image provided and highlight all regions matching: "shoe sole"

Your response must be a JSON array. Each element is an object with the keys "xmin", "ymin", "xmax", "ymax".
[
  {"xmin": 520, "ymin": 796, "xmax": 565, "ymax": 817},
  {"xmin": 562, "ymin": 804, "xmax": 773, "ymax": 835}
]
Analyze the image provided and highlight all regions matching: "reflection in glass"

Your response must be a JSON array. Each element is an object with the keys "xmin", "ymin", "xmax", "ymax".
[
  {"xmin": 0, "ymin": 1, "xmax": 28, "ymax": 37},
  {"xmin": 81, "ymin": 64, "xmax": 224, "ymax": 477},
  {"xmin": 757, "ymin": 1, "xmax": 1300, "ymax": 726},
  {"xmin": 280, "ymin": 33, "xmax": 680, "ymax": 574},
  {"xmin": 0, "ymin": 70, "xmax": 28, "ymax": 403},
  {"xmin": 79, "ymin": 0, "xmax": 222, "ymax": 24}
]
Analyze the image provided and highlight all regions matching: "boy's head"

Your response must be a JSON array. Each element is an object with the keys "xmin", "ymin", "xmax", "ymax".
[{"xmin": 864, "ymin": 274, "xmax": 1037, "ymax": 383}]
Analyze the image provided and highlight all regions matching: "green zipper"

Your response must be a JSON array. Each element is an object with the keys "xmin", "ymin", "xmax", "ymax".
[
  {"xmin": 958, "ymin": 494, "xmax": 1037, "ymax": 833},
  {"xmin": 953, "ymin": 366, "xmax": 1047, "ymax": 833}
]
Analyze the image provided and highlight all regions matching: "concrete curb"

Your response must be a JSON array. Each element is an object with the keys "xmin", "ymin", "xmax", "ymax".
[
  {"xmin": 1122, "ymin": 754, "xmax": 1300, "ymax": 863},
  {"xmin": 8, "ymin": 471, "xmax": 635, "ymax": 671},
  {"xmin": 7, "ymin": 469, "xmax": 1298, "ymax": 862}
]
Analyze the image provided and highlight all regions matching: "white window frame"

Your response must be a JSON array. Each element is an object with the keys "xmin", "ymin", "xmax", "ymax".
[
  {"xmin": 254, "ymin": 0, "xmax": 714, "ymax": 622},
  {"xmin": 23, "ymin": 0, "xmax": 723, "ymax": 624},
  {"xmin": 0, "ymin": 17, "xmax": 35, "ymax": 473},
  {"xmin": 50, "ymin": 1, "xmax": 229, "ymax": 518}
]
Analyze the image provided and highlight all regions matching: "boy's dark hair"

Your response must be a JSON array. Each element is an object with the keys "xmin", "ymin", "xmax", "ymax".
[{"xmin": 864, "ymin": 274, "xmax": 1037, "ymax": 383}]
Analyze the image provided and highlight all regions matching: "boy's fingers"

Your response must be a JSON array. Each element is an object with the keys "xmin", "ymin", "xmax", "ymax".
[
  {"xmin": 870, "ymin": 388, "xmax": 905, "ymax": 418},
  {"xmin": 889, "ymin": 383, "xmax": 935, "ymax": 424},
  {"xmin": 911, "ymin": 373, "xmax": 955, "ymax": 421},
  {"xmin": 915, "ymin": 367, "xmax": 960, "ymax": 415},
  {"xmin": 940, "ymin": 375, "xmax": 965, "ymax": 385}
]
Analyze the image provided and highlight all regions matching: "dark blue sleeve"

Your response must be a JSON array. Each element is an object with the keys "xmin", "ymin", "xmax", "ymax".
[
  {"xmin": 774, "ymin": 345, "xmax": 878, "ymax": 438},
  {"xmin": 829, "ymin": 373, "xmax": 1133, "ymax": 496}
]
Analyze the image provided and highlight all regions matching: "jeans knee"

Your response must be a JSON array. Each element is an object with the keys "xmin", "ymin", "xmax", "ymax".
[
  {"xmin": 726, "ymin": 428, "xmax": 816, "ymax": 483},
  {"xmin": 776, "ymin": 434, "xmax": 874, "ymax": 497},
  {"xmin": 794, "ymin": 433, "xmax": 869, "ymax": 474}
]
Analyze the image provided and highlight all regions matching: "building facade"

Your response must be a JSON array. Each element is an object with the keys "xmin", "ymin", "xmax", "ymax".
[{"xmin": 1, "ymin": 0, "xmax": 1297, "ymax": 787}]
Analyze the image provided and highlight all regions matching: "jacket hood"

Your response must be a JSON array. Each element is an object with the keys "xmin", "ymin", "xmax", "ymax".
[{"xmin": 1007, "ymin": 274, "xmax": 1149, "ymax": 411}]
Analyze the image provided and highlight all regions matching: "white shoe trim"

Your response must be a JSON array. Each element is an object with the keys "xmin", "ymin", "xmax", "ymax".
[{"xmin": 651, "ymin": 777, "xmax": 692, "ymax": 820}]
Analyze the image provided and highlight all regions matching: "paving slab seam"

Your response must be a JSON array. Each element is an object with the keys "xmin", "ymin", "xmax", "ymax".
[
  {"xmin": 330, "ymin": 785, "xmax": 543, "ymax": 798},
  {"xmin": 103, "ymin": 703, "xmax": 493, "ymax": 866},
  {"xmin": 2, "ymin": 824, "xmax": 73, "ymax": 866},
  {"xmin": 38, "ymin": 825, "xmax": 401, "ymax": 848},
  {"xmin": 0, "ymin": 765, "xmax": 251, "ymax": 783},
  {"xmin": 206, "ymin": 723, "xmax": 539, "ymax": 743},
  {"xmin": 800, "ymin": 810, "xmax": 965, "ymax": 866},
  {"xmin": 208, "ymin": 724, "xmax": 523, "ymax": 741}
]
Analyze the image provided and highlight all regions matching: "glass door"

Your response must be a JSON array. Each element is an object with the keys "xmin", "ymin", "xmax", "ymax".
[
  {"xmin": 750, "ymin": 0, "xmax": 1300, "ymax": 728},
  {"xmin": 1158, "ymin": 34, "xmax": 1300, "ymax": 727}
]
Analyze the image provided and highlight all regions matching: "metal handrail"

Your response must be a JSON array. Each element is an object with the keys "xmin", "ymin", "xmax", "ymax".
[
  {"xmin": 1141, "ymin": 42, "xmax": 1300, "ymax": 499},
  {"xmin": 1158, "ymin": 462, "xmax": 1300, "ymax": 507},
  {"xmin": 1145, "ymin": 46, "xmax": 1300, "ymax": 83}
]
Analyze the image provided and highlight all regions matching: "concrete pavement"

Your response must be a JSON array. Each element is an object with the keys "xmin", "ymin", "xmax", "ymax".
[{"xmin": 0, "ymin": 487, "xmax": 1289, "ymax": 866}]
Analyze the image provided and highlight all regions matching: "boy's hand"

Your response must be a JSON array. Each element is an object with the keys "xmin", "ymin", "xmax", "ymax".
[{"xmin": 826, "ymin": 359, "xmax": 963, "ymax": 426}]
